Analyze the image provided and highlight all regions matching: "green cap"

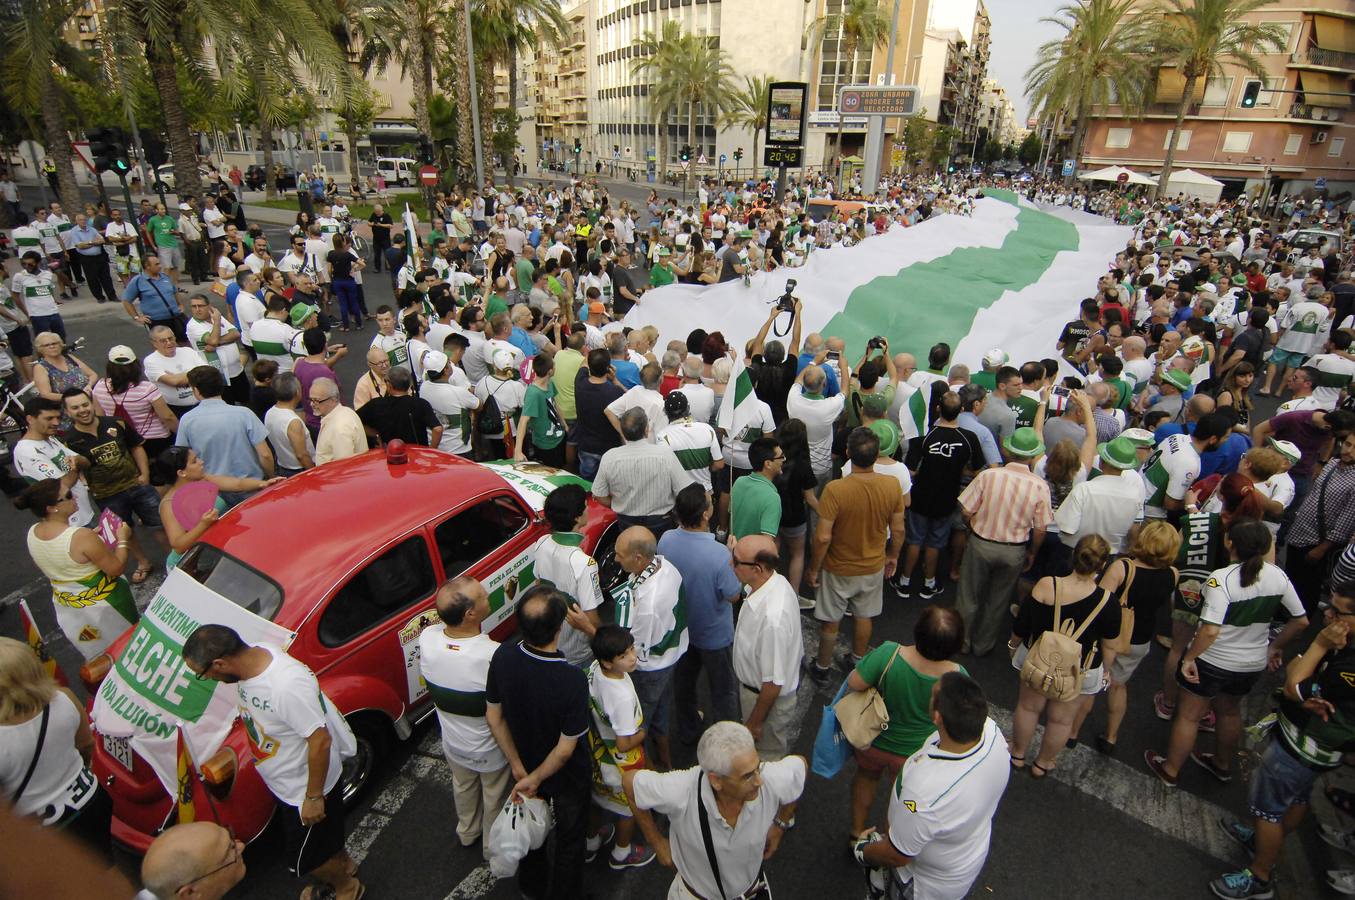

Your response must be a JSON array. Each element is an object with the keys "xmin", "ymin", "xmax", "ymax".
[
  {"xmin": 657, "ymin": 245, "xmax": 671, "ymax": 256},
  {"xmin": 1098, "ymin": 437, "xmax": 1141, "ymax": 471},
  {"xmin": 1162, "ymin": 368, "xmax": 1192, "ymax": 392},
  {"xmin": 866, "ymin": 419, "xmax": 899, "ymax": 458},
  {"xmin": 290, "ymin": 303, "xmax": 319, "ymax": 327},
  {"xmin": 1002, "ymin": 426, "xmax": 1045, "ymax": 459}
]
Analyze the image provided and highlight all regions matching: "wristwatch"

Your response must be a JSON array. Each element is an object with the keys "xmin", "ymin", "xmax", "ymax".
[{"xmin": 773, "ymin": 816, "xmax": 795, "ymax": 831}]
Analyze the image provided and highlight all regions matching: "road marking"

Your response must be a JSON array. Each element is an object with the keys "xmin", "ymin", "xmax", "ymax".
[
  {"xmin": 443, "ymin": 864, "xmax": 496, "ymax": 899},
  {"xmin": 345, "ymin": 743, "xmax": 450, "ymax": 865}
]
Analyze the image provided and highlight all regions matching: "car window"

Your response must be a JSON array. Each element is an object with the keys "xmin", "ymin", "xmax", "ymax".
[
  {"xmin": 317, "ymin": 535, "xmax": 436, "ymax": 648},
  {"xmin": 177, "ymin": 545, "xmax": 284, "ymax": 620},
  {"xmin": 434, "ymin": 495, "xmax": 530, "ymax": 579}
]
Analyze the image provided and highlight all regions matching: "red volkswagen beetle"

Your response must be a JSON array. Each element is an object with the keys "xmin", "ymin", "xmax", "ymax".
[{"xmin": 83, "ymin": 447, "xmax": 620, "ymax": 851}]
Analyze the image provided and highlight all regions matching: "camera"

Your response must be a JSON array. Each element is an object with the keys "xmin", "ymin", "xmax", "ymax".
[
  {"xmin": 867, "ymin": 335, "xmax": 886, "ymax": 351},
  {"xmin": 778, "ymin": 279, "xmax": 797, "ymax": 313},
  {"xmin": 1049, "ymin": 385, "xmax": 1071, "ymax": 414}
]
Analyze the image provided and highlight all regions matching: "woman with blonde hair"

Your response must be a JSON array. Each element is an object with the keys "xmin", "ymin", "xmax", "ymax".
[
  {"xmin": 0, "ymin": 636, "xmax": 111, "ymax": 857},
  {"xmin": 30, "ymin": 332, "xmax": 97, "ymax": 407},
  {"xmin": 1091, "ymin": 521, "xmax": 1182, "ymax": 755},
  {"xmin": 1008, "ymin": 534, "xmax": 1123, "ymax": 777}
]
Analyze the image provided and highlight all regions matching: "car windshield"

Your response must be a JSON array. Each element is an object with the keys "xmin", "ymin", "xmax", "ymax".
[{"xmin": 176, "ymin": 544, "xmax": 284, "ymax": 620}]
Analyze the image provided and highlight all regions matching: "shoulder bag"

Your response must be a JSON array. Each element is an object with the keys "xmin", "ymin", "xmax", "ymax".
[
  {"xmin": 1103, "ymin": 558, "xmax": 1137, "ymax": 657},
  {"xmin": 695, "ymin": 773, "xmax": 771, "ymax": 900},
  {"xmin": 834, "ymin": 643, "xmax": 901, "ymax": 750}
]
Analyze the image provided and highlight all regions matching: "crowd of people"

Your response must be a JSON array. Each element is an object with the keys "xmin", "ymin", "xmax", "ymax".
[{"xmin": 1, "ymin": 160, "xmax": 1354, "ymax": 900}]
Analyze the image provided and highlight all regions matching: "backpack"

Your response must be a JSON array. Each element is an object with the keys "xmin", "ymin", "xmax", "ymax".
[
  {"xmin": 477, "ymin": 382, "xmax": 506, "ymax": 437},
  {"xmin": 1019, "ymin": 579, "xmax": 1111, "ymax": 702}
]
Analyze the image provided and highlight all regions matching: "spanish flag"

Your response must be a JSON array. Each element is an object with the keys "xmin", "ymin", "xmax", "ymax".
[
  {"xmin": 176, "ymin": 724, "xmax": 198, "ymax": 824},
  {"xmin": 18, "ymin": 599, "xmax": 66, "ymax": 686}
]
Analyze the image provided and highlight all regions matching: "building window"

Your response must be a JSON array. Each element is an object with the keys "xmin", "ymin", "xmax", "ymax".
[
  {"xmin": 1221, "ymin": 131, "xmax": 1252, "ymax": 153},
  {"xmin": 1105, "ymin": 127, "xmax": 1132, "ymax": 149},
  {"xmin": 1331, "ymin": 136, "xmax": 1346, "ymax": 157},
  {"xmin": 1283, "ymin": 133, "xmax": 1302, "ymax": 155},
  {"xmin": 1202, "ymin": 76, "xmax": 1232, "ymax": 107},
  {"xmin": 1163, "ymin": 130, "xmax": 1192, "ymax": 151}
]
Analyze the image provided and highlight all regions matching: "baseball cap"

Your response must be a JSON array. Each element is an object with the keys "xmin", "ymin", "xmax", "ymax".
[
  {"xmin": 587, "ymin": 301, "xmax": 607, "ymax": 316},
  {"xmin": 1267, "ymin": 438, "xmax": 1301, "ymax": 465},
  {"xmin": 177, "ymin": 202, "xmax": 191, "ymax": 211},
  {"xmin": 983, "ymin": 348, "xmax": 1008, "ymax": 368},
  {"xmin": 491, "ymin": 348, "xmax": 517, "ymax": 371},
  {"xmin": 108, "ymin": 344, "xmax": 137, "ymax": 364},
  {"xmin": 422, "ymin": 351, "xmax": 449, "ymax": 376},
  {"xmin": 289, "ymin": 303, "xmax": 320, "ymax": 327}
]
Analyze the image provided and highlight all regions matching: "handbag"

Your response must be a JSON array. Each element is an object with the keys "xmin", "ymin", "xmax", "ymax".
[
  {"xmin": 696, "ymin": 774, "xmax": 771, "ymax": 900},
  {"xmin": 1104, "ymin": 558, "xmax": 1137, "ymax": 657},
  {"xmin": 834, "ymin": 644, "xmax": 900, "ymax": 750},
  {"xmin": 811, "ymin": 680, "xmax": 853, "ymax": 779}
]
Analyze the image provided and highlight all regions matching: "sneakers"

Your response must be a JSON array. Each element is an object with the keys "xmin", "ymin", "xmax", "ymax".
[
  {"xmin": 798, "ymin": 595, "xmax": 816, "ymax": 611},
  {"xmin": 1329, "ymin": 869, "xmax": 1355, "ymax": 896},
  {"xmin": 1209, "ymin": 869, "xmax": 1273, "ymax": 899},
  {"xmin": 808, "ymin": 661, "xmax": 833, "ymax": 684},
  {"xmin": 1322, "ymin": 824, "xmax": 1355, "ymax": 855},
  {"xmin": 1218, "ymin": 817, "xmax": 1256, "ymax": 856},
  {"xmin": 1144, "ymin": 750, "xmax": 1178, "ymax": 787},
  {"xmin": 584, "ymin": 823, "xmax": 615, "ymax": 863},
  {"xmin": 916, "ymin": 580, "xmax": 940, "ymax": 600},
  {"xmin": 1154, "ymin": 691, "xmax": 1175, "ymax": 721},
  {"xmin": 1191, "ymin": 751, "xmax": 1233, "ymax": 784},
  {"xmin": 608, "ymin": 843, "xmax": 656, "ymax": 870}
]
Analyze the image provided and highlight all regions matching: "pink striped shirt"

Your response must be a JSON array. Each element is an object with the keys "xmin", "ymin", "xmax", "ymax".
[{"xmin": 958, "ymin": 463, "xmax": 1054, "ymax": 544}]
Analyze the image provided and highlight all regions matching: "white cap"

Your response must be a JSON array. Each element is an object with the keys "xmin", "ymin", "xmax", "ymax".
[
  {"xmin": 983, "ymin": 348, "xmax": 1008, "ymax": 368},
  {"xmin": 491, "ymin": 348, "xmax": 517, "ymax": 371},
  {"xmin": 422, "ymin": 351, "xmax": 448, "ymax": 376},
  {"xmin": 1267, "ymin": 438, "xmax": 1301, "ymax": 464}
]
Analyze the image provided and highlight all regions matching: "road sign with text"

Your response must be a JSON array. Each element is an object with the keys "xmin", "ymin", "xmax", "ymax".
[{"xmin": 837, "ymin": 86, "xmax": 919, "ymax": 117}]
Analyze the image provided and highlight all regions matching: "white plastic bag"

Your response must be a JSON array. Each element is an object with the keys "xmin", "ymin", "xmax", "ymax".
[{"xmin": 486, "ymin": 796, "xmax": 554, "ymax": 878}]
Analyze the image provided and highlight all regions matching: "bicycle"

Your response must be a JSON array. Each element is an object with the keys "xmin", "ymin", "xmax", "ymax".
[{"xmin": 336, "ymin": 211, "xmax": 368, "ymax": 256}]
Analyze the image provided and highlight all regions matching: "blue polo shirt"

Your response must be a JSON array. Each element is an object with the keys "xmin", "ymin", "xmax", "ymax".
[
  {"xmin": 122, "ymin": 272, "xmax": 180, "ymax": 320},
  {"xmin": 68, "ymin": 224, "xmax": 104, "ymax": 256},
  {"xmin": 175, "ymin": 398, "xmax": 269, "ymax": 479},
  {"xmin": 795, "ymin": 352, "xmax": 840, "ymax": 397},
  {"xmin": 612, "ymin": 357, "xmax": 641, "ymax": 389},
  {"xmin": 656, "ymin": 527, "xmax": 741, "ymax": 650}
]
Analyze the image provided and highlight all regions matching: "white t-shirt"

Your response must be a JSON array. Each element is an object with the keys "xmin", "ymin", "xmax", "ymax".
[
  {"xmin": 13, "ymin": 437, "xmax": 95, "ymax": 526},
  {"xmin": 201, "ymin": 206, "xmax": 226, "ymax": 240},
  {"xmin": 676, "ymin": 382, "xmax": 716, "ymax": 425},
  {"xmin": 142, "ymin": 348, "xmax": 207, "ymax": 407},
  {"xmin": 234, "ymin": 291, "xmax": 266, "ymax": 347},
  {"xmin": 605, "ymin": 386, "xmax": 666, "ymax": 442},
  {"xmin": 721, "ymin": 397, "xmax": 776, "ymax": 470},
  {"xmin": 614, "ymin": 557, "xmax": 687, "ymax": 672},
  {"xmin": 417, "ymin": 628, "xmax": 506, "ymax": 773},
  {"xmin": 1276, "ymin": 301, "xmax": 1329, "ymax": 355},
  {"xmin": 844, "ymin": 458, "xmax": 912, "ymax": 497},
  {"xmin": 420, "ymin": 380, "xmax": 479, "ymax": 456},
  {"xmin": 264, "ymin": 406, "xmax": 314, "ymax": 470},
  {"xmin": 787, "ymin": 383, "xmax": 845, "ymax": 476},
  {"xmin": 532, "ymin": 531, "xmax": 605, "ymax": 665},
  {"xmin": 658, "ymin": 420, "xmax": 723, "ymax": 492},
  {"xmin": 886, "ymin": 718, "xmax": 1011, "ymax": 900},
  {"xmin": 732, "ymin": 573, "xmax": 802, "ymax": 695},
  {"xmin": 1141, "ymin": 433, "xmax": 1199, "ymax": 518},
  {"xmin": 1198, "ymin": 562, "xmax": 1305, "ymax": 672},
  {"xmin": 11, "ymin": 270, "xmax": 59, "ymax": 317},
  {"xmin": 474, "ymin": 375, "xmax": 527, "ymax": 439},
  {"xmin": 1305, "ymin": 352, "xmax": 1355, "ymax": 410},
  {"xmin": 235, "ymin": 647, "xmax": 347, "ymax": 806},
  {"xmin": 587, "ymin": 661, "xmax": 643, "ymax": 810},
  {"xmin": 1055, "ymin": 469, "xmax": 1146, "ymax": 553},
  {"xmin": 185, "ymin": 316, "xmax": 244, "ymax": 380},
  {"xmin": 250, "ymin": 318, "xmax": 300, "ymax": 373},
  {"xmin": 0, "ymin": 690, "xmax": 95, "ymax": 822}
]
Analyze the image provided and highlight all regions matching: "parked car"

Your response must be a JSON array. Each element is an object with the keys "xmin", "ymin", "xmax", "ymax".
[
  {"xmin": 154, "ymin": 163, "xmax": 214, "ymax": 192},
  {"xmin": 376, "ymin": 156, "xmax": 418, "ymax": 187},
  {"xmin": 244, "ymin": 164, "xmax": 298, "ymax": 192},
  {"xmin": 1283, "ymin": 227, "xmax": 1344, "ymax": 259},
  {"xmin": 83, "ymin": 448, "xmax": 621, "ymax": 851}
]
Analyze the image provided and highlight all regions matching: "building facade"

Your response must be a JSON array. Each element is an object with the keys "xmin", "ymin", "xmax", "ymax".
[{"xmin": 1081, "ymin": 1, "xmax": 1355, "ymax": 197}]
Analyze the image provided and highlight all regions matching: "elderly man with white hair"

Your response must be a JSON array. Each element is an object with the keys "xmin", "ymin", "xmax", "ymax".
[
  {"xmin": 624, "ymin": 721, "xmax": 805, "ymax": 900},
  {"xmin": 312, "ymin": 376, "xmax": 367, "ymax": 464}
]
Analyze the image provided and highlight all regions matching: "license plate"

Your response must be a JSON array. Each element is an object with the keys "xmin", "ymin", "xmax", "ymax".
[{"xmin": 103, "ymin": 734, "xmax": 133, "ymax": 772}]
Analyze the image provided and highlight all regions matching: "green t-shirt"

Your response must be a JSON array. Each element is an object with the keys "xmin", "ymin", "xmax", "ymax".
[
  {"xmin": 148, "ymin": 214, "xmax": 179, "ymax": 249},
  {"xmin": 650, "ymin": 265, "xmax": 675, "ymax": 287},
  {"xmin": 552, "ymin": 348, "xmax": 586, "ymax": 420},
  {"xmin": 1010, "ymin": 394, "xmax": 1041, "ymax": 430},
  {"xmin": 971, "ymin": 371, "xmax": 996, "ymax": 392},
  {"xmin": 485, "ymin": 294, "xmax": 510, "ymax": 321},
  {"xmin": 522, "ymin": 381, "xmax": 566, "ymax": 450},
  {"xmin": 854, "ymin": 643, "xmax": 968, "ymax": 757},
  {"xmin": 515, "ymin": 257, "xmax": 535, "ymax": 294},
  {"xmin": 730, "ymin": 473, "xmax": 781, "ymax": 539},
  {"xmin": 428, "ymin": 228, "xmax": 447, "ymax": 246}
]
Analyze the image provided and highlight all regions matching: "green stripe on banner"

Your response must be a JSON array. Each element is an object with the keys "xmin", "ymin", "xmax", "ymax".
[
  {"xmin": 821, "ymin": 189, "xmax": 1079, "ymax": 358},
  {"xmin": 425, "ymin": 681, "xmax": 488, "ymax": 717}
]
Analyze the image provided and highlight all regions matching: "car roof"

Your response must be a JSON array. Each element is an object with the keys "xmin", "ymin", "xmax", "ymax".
[{"xmin": 199, "ymin": 448, "xmax": 519, "ymax": 617}]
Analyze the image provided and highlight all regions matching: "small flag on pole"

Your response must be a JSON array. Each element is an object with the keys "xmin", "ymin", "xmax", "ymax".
[
  {"xmin": 716, "ymin": 355, "xmax": 757, "ymax": 438},
  {"xmin": 176, "ymin": 724, "xmax": 199, "ymax": 824},
  {"xmin": 18, "ymin": 599, "xmax": 66, "ymax": 686}
]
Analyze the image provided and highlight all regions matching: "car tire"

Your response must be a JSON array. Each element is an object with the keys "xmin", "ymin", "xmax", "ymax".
[
  {"xmin": 340, "ymin": 714, "xmax": 388, "ymax": 806},
  {"xmin": 398, "ymin": 177, "xmax": 409, "ymax": 187},
  {"xmin": 590, "ymin": 523, "xmax": 627, "ymax": 605}
]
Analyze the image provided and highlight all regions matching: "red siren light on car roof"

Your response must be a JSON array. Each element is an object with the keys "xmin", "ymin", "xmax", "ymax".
[{"xmin": 385, "ymin": 440, "xmax": 408, "ymax": 465}]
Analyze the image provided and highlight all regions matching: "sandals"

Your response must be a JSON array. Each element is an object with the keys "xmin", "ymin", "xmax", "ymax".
[
  {"xmin": 1009, "ymin": 753, "xmax": 1025, "ymax": 771},
  {"xmin": 1030, "ymin": 762, "xmax": 1053, "ymax": 779},
  {"xmin": 130, "ymin": 564, "xmax": 154, "ymax": 585},
  {"xmin": 1095, "ymin": 736, "xmax": 1117, "ymax": 756}
]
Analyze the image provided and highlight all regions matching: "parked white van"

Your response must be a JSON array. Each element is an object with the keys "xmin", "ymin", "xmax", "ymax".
[{"xmin": 376, "ymin": 157, "xmax": 417, "ymax": 187}]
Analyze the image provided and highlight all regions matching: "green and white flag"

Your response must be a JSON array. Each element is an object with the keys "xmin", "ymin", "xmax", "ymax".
[
  {"xmin": 717, "ymin": 355, "xmax": 758, "ymax": 440},
  {"xmin": 900, "ymin": 383, "xmax": 928, "ymax": 442}
]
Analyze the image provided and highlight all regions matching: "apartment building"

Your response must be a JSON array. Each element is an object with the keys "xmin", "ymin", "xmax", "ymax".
[{"xmin": 1081, "ymin": 1, "xmax": 1354, "ymax": 197}]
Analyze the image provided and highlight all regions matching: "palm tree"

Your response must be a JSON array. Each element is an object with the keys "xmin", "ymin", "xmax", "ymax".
[
  {"xmin": 722, "ymin": 75, "xmax": 772, "ymax": 177},
  {"xmin": 632, "ymin": 22, "xmax": 684, "ymax": 180},
  {"xmin": 807, "ymin": 0, "xmax": 893, "ymax": 164},
  {"xmin": 452, "ymin": 0, "xmax": 476, "ymax": 182},
  {"xmin": 331, "ymin": 0, "xmax": 389, "ymax": 190},
  {"xmin": 360, "ymin": 0, "xmax": 443, "ymax": 165},
  {"xmin": 0, "ymin": 0, "xmax": 91, "ymax": 207},
  {"xmin": 633, "ymin": 23, "xmax": 736, "ymax": 191},
  {"xmin": 1024, "ymin": 0, "xmax": 1153, "ymax": 180},
  {"xmin": 1148, "ymin": 0, "xmax": 1286, "ymax": 198}
]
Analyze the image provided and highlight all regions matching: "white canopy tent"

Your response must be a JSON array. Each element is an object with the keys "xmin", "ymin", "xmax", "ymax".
[
  {"xmin": 1158, "ymin": 167, "xmax": 1225, "ymax": 203},
  {"xmin": 1077, "ymin": 164, "xmax": 1157, "ymax": 186}
]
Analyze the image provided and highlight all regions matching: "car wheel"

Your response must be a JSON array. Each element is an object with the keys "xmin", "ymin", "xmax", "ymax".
[
  {"xmin": 340, "ymin": 714, "xmax": 388, "ymax": 806},
  {"xmin": 591, "ymin": 523, "xmax": 627, "ymax": 604},
  {"xmin": 398, "ymin": 177, "xmax": 409, "ymax": 187}
]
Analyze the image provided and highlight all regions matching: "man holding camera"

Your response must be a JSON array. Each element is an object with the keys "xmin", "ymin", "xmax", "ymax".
[{"xmin": 787, "ymin": 346, "xmax": 850, "ymax": 488}]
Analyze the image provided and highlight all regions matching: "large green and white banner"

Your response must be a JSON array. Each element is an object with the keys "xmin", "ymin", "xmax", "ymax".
[{"xmin": 90, "ymin": 568, "xmax": 296, "ymax": 796}]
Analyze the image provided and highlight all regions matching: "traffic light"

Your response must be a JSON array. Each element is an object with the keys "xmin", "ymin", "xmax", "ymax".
[
  {"xmin": 734, "ymin": 147, "xmax": 743, "ymax": 162},
  {"xmin": 1240, "ymin": 81, "xmax": 1261, "ymax": 108},
  {"xmin": 418, "ymin": 136, "xmax": 434, "ymax": 165},
  {"xmin": 947, "ymin": 164, "xmax": 956, "ymax": 173},
  {"xmin": 139, "ymin": 132, "xmax": 167, "ymax": 169},
  {"xmin": 679, "ymin": 144, "xmax": 691, "ymax": 162},
  {"xmin": 573, "ymin": 138, "xmax": 582, "ymax": 155},
  {"xmin": 88, "ymin": 126, "xmax": 127, "ymax": 174}
]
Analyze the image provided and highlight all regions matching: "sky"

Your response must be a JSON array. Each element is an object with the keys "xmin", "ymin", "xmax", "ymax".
[{"xmin": 984, "ymin": 0, "xmax": 1066, "ymax": 125}]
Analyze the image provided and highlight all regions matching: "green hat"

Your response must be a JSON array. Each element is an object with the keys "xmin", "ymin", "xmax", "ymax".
[
  {"xmin": 1098, "ymin": 437, "xmax": 1141, "ymax": 471},
  {"xmin": 1230, "ymin": 273, "xmax": 1248, "ymax": 286},
  {"xmin": 657, "ymin": 245, "xmax": 672, "ymax": 257},
  {"xmin": 1002, "ymin": 426, "xmax": 1045, "ymax": 459},
  {"xmin": 866, "ymin": 419, "xmax": 900, "ymax": 458},
  {"xmin": 1120, "ymin": 427, "xmax": 1155, "ymax": 448},
  {"xmin": 290, "ymin": 303, "xmax": 319, "ymax": 327},
  {"xmin": 738, "ymin": 229, "xmax": 755, "ymax": 239},
  {"xmin": 861, "ymin": 391, "xmax": 890, "ymax": 418},
  {"xmin": 1162, "ymin": 368, "xmax": 1192, "ymax": 392}
]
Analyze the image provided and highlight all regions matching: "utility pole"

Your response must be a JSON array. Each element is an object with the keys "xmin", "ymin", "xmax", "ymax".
[{"xmin": 464, "ymin": 0, "xmax": 485, "ymax": 188}]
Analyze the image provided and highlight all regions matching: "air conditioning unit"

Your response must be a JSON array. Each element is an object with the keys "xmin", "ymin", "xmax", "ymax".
[{"xmin": 1313, "ymin": 130, "xmax": 1329, "ymax": 144}]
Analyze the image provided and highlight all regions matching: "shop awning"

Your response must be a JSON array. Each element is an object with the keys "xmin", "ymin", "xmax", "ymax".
[
  {"xmin": 1301, "ymin": 70, "xmax": 1353, "ymax": 108},
  {"xmin": 1313, "ymin": 15, "xmax": 1355, "ymax": 54},
  {"xmin": 1156, "ymin": 67, "xmax": 1207, "ymax": 104}
]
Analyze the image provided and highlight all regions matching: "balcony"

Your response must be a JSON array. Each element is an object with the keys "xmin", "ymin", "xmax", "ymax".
[
  {"xmin": 1290, "ymin": 47, "xmax": 1355, "ymax": 71},
  {"xmin": 1290, "ymin": 102, "xmax": 1345, "ymax": 122}
]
